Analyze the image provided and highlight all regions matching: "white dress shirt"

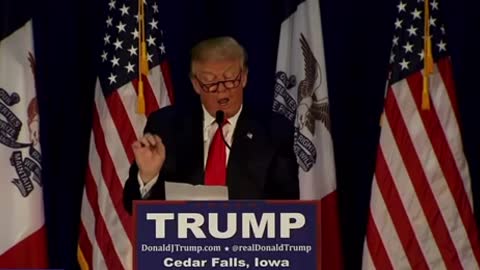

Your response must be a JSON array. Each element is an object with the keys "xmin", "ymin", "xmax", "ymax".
[{"xmin": 138, "ymin": 106, "xmax": 243, "ymax": 197}]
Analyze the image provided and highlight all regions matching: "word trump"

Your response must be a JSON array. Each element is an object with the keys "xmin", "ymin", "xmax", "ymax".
[{"xmin": 146, "ymin": 212, "xmax": 306, "ymax": 239}]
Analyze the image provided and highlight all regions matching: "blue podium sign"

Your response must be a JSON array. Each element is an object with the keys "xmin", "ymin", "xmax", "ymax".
[{"xmin": 134, "ymin": 201, "xmax": 321, "ymax": 269}]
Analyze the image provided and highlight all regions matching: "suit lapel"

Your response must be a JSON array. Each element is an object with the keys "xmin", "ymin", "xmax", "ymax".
[
  {"xmin": 227, "ymin": 109, "xmax": 262, "ymax": 197},
  {"xmin": 176, "ymin": 104, "xmax": 204, "ymax": 185},
  {"xmin": 227, "ymin": 110, "xmax": 248, "ymax": 189}
]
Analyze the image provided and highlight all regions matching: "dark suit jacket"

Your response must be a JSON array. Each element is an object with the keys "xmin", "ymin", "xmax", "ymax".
[{"xmin": 123, "ymin": 103, "xmax": 299, "ymax": 213}]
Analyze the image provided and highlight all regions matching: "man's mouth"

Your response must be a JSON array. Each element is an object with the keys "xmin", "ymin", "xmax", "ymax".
[{"xmin": 218, "ymin": 98, "xmax": 230, "ymax": 106}]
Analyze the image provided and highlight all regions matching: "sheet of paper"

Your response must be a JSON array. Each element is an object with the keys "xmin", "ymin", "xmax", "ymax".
[{"xmin": 165, "ymin": 181, "xmax": 229, "ymax": 200}]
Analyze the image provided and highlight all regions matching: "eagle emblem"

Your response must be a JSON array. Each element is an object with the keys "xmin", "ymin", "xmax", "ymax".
[
  {"xmin": 273, "ymin": 33, "xmax": 331, "ymax": 172},
  {"xmin": 296, "ymin": 34, "xmax": 331, "ymax": 135},
  {"xmin": 0, "ymin": 52, "xmax": 42, "ymax": 197}
]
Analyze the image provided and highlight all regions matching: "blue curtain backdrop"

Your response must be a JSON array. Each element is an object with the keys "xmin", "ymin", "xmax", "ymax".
[{"xmin": 28, "ymin": 0, "xmax": 480, "ymax": 269}]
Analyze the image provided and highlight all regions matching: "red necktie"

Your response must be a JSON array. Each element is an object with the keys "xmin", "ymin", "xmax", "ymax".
[{"xmin": 204, "ymin": 120, "xmax": 228, "ymax": 185}]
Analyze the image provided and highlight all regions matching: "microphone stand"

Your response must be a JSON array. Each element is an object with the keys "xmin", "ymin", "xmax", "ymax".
[{"xmin": 215, "ymin": 110, "xmax": 232, "ymax": 150}]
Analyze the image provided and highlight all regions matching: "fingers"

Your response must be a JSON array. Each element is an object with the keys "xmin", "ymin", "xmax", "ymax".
[
  {"xmin": 138, "ymin": 133, "xmax": 155, "ymax": 148},
  {"xmin": 146, "ymin": 134, "xmax": 157, "ymax": 146},
  {"xmin": 133, "ymin": 133, "xmax": 164, "ymax": 150},
  {"xmin": 154, "ymin": 135, "xmax": 162, "ymax": 145},
  {"xmin": 153, "ymin": 135, "xmax": 165, "ymax": 154}
]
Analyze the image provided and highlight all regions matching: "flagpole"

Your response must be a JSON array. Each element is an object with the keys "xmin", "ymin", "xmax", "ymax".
[
  {"xmin": 422, "ymin": 0, "xmax": 433, "ymax": 110},
  {"xmin": 137, "ymin": 0, "xmax": 147, "ymax": 114}
]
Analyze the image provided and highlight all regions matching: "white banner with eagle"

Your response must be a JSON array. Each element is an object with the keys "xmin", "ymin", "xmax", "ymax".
[
  {"xmin": 273, "ymin": 0, "xmax": 341, "ymax": 268},
  {"xmin": 0, "ymin": 20, "xmax": 48, "ymax": 268}
]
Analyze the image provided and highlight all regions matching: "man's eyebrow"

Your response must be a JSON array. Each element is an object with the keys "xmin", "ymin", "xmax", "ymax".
[
  {"xmin": 196, "ymin": 72, "xmax": 217, "ymax": 80},
  {"xmin": 198, "ymin": 70, "xmax": 238, "ymax": 80}
]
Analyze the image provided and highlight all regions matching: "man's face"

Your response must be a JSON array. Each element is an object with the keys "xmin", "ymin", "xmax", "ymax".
[{"xmin": 191, "ymin": 59, "xmax": 247, "ymax": 119}]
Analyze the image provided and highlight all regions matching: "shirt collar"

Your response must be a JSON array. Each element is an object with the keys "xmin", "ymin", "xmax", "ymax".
[{"xmin": 202, "ymin": 105, "xmax": 243, "ymax": 131}]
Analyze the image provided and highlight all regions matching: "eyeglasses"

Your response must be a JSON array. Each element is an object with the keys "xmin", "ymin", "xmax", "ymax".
[{"xmin": 194, "ymin": 70, "xmax": 243, "ymax": 93}]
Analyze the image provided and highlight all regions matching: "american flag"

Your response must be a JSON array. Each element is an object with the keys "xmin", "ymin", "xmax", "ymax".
[
  {"xmin": 363, "ymin": 0, "xmax": 480, "ymax": 269},
  {"xmin": 77, "ymin": 0, "xmax": 173, "ymax": 269}
]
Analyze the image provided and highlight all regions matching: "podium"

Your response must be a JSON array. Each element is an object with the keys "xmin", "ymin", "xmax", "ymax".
[{"xmin": 134, "ymin": 201, "xmax": 321, "ymax": 269}]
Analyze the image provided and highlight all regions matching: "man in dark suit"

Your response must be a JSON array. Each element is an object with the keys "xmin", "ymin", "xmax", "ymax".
[{"xmin": 123, "ymin": 36, "xmax": 299, "ymax": 214}]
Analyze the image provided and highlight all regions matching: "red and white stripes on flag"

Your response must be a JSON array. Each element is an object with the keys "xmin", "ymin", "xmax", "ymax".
[
  {"xmin": 77, "ymin": 0, "xmax": 173, "ymax": 268},
  {"xmin": 363, "ymin": 58, "xmax": 480, "ymax": 269},
  {"xmin": 363, "ymin": 0, "xmax": 480, "ymax": 268},
  {"xmin": 0, "ymin": 20, "xmax": 48, "ymax": 268},
  {"xmin": 273, "ymin": 0, "xmax": 341, "ymax": 268},
  {"xmin": 77, "ymin": 60, "xmax": 173, "ymax": 270}
]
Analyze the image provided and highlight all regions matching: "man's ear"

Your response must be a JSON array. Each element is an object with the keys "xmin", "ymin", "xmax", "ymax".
[
  {"xmin": 190, "ymin": 76, "xmax": 202, "ymax": 95},
  {"xmin": 241, "ymin": 68, "xmax": 249, "ymax": 88}
]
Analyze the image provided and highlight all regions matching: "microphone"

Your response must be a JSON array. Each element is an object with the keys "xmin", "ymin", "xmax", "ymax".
[{"xmin": 215, "ymin": 110, "xmax": 232, "ymax": 150}]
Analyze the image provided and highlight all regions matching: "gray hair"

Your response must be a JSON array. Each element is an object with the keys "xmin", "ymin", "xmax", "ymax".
[{"xmin": 190, "ymin": 36, "xmax": 248, "ymax": 74}]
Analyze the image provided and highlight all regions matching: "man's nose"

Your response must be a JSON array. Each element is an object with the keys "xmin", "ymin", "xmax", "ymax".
[{"xmin": 217, "ymin": 82, "xmax": 228, "ymax": 93}]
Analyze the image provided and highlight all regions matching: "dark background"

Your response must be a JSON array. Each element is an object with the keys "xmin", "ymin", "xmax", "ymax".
[{"xmin": 12, "ymin": 0, "xmax": 480, "ymax": 269}]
